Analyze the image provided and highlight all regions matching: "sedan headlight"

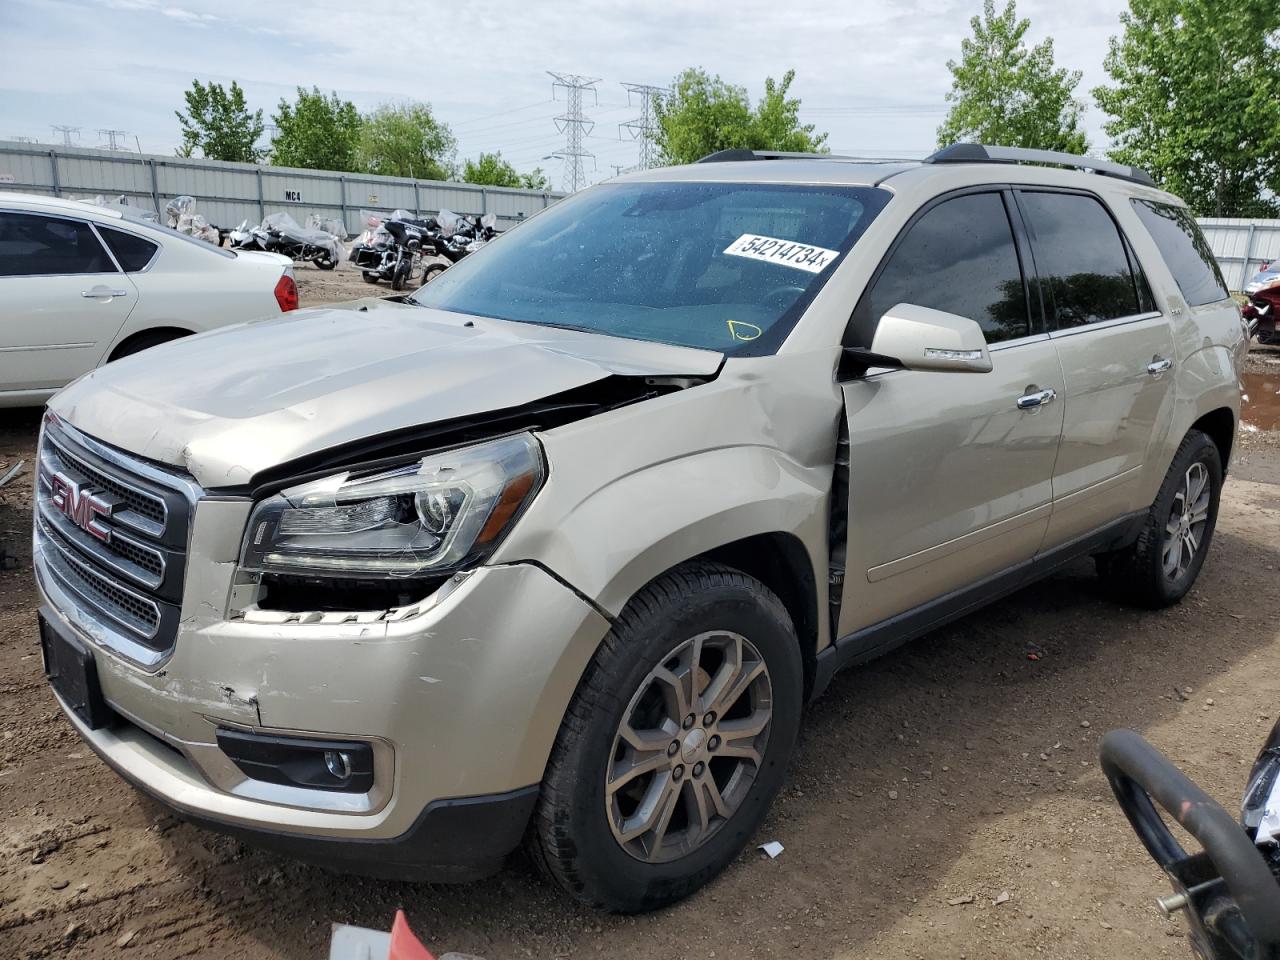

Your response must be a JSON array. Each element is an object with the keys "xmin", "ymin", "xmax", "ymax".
[{"xmin": 240, "ymin": 433, "xmax": 543, "ymax": 578}]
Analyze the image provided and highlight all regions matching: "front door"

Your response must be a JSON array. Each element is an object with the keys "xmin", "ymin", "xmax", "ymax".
[
  {"xmin": 0, "ymin": 211, "xmax": 136, "ymax": 393},
  {"xmin": 837, "ymin": 190, "xmax": 1064, "ymax": 638}
]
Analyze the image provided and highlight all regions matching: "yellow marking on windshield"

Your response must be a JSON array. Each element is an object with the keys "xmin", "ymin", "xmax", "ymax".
[{"xmin": 726, "ymin": 320, "xmax": 763, "ymax": 342}]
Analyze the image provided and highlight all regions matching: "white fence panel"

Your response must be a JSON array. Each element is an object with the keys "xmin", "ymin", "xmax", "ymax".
[{"xmin": 1197, "ymin": 218, "xmax": 1280, "ymax": 290}]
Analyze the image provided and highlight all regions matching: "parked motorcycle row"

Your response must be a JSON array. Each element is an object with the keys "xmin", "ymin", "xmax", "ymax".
[
  {"xmin": 349, "ymin": 208, "xmax": 500, "ymax": 290},
  {"xmin": 228, "ymin": 212, "xmax": 346, "ymax": 270}
]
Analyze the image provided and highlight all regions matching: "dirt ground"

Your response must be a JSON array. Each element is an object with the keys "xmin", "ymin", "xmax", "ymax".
[{"xmin": 2, "ymin": 281, "xmax": 1280, "ymax": 958}]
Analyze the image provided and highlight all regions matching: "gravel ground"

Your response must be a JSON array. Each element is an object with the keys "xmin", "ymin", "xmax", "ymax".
[{"xmin": 1, "ymin": 286, "xmax": 1278, "ymax": 959}]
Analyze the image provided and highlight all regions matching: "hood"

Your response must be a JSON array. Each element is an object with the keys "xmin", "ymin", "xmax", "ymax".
[{"xmin": 50, "ymin": 298, "xmax": 722, "ymax": 488}]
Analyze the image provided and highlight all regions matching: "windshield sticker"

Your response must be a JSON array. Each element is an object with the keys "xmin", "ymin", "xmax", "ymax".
[
  {"xmin": 726, "ymin": 320, "xmax": 763, "ymax": 342},
  {"xmin": 723, "ymin": 234, "xmax": 841, "ymax": 274}
]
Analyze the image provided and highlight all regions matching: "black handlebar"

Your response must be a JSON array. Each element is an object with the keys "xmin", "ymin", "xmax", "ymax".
[{"xmin": 1100, "ymin": 730, "xmax": 1280, "ymax": 955}]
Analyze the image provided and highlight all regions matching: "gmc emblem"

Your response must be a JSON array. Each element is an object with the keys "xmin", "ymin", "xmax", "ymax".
[{"xmin": 49, "ymin": 471, "xmax": 112, "ymax": 542}]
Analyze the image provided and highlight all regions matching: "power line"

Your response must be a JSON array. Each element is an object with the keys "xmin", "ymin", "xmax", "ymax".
[
  {"xmin": 619, "ymin": 82, "xmax": 665, "ymax": 170},
  {"xmin": 51, "ymin": 125, "xmax": 80, "ymax": 147},
  {"xmin": 547, "ymin": 71, "xmax": 600, "ymax": 192}
]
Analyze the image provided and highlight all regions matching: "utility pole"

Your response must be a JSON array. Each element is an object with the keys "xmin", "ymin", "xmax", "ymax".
[
  {"xmin": 51, "ymin": 125, "xmax": 80, "ymax": 147},
  {"xmin": 98, "ymin": 129, "xmax": 131, "ymax": 151},
  {"xmin": 547, "ymin": 71, "xmax": 600, "ymax": 192},
  {"xmin": 619, "ymin": 83, "xmax": 665, "ymax": 170}
]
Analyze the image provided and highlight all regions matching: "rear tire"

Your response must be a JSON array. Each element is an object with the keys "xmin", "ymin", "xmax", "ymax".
[
  {"xmin": 314, "ymin": 255, "xmax": 336, "ymax": 271},
  {"xmin": 361, "ymin": 271, "xmax": 381, "ymax": 284},
  {"xmin": 420, "ymin": 263, "xmax": 447, "ymax": 286},
  {"xmin": 1096, "ymin": 429, "xmax": 1222, "ymax": 608},
  {"xmin": 529, "ymin": 561, "xmax": 803, "ymax": 913}
]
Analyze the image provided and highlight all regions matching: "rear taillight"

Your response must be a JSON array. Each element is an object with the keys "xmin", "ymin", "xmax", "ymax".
[{"xmin": 274, "ymin": 274, "xmax": 298, "ymax": 312}]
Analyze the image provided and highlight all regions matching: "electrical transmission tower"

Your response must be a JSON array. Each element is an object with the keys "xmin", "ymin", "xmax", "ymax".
[
  {"xmin": 619, "ymin": 83, "xmax": 665, "ymax": 170},
  {"xmin": 548, "ymin": 72, "xmax": 600, "ymax": 192},
  {"xmin": 51, "ymin": 125, "xmax": 80, "ymax": 147},
  {"xmin": 98, "ymin": 129, "xmax": 131, "ymax": 151}
]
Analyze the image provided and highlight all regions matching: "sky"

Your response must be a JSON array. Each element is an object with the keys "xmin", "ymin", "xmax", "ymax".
[{"xmin": 0, "ymin": 0, "xmax": 1130, "ymax": 189}]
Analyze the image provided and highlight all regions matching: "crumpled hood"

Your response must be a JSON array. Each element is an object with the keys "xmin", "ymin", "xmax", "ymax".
[{"xmin": 49, "ymin": 298, "xmax": 722, "ymax": 488}]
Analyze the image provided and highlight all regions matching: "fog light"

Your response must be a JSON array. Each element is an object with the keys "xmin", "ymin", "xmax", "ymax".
[
  {"xmin": 216, "ymin": 729, "xmax": 374, "ymax": 794},
  {"xmin": 324, "ymin": 749, "xmax": 353, "ymax": 783}
]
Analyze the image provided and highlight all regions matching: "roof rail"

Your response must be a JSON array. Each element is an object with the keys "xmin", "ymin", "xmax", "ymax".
[
  {"xmin": 696, "ymin": 149, "xmax": 858, "ymax": 163},
  {"xmin": 924, "ymin": 143, "xmax": 1156, "ymax": 187}
]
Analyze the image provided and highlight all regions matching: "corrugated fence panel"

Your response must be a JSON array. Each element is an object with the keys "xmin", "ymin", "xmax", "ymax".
[
  {"xmin": 1197, "ymin": 218, "xmax": 1280, "ymax": 291},
  {"xmin": 0, "ymin": 141, "xmax": 563, "ymax": 237}
]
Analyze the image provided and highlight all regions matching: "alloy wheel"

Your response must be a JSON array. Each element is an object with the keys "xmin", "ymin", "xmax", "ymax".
[
  {"xmin": 605, "ymin": 631, "xmax": 773, "ymax": 863},
  {"xmin": 1162, "ymin": 461, "xmax": 1211, "ymax": 580}
]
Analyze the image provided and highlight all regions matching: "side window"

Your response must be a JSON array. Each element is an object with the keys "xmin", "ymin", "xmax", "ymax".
[
  {"xmin": 849, "ymin": 192, "xmax": 1029, "ymax": 347},
  {"xmin": 0, "ymin": 212, "xmax": 116, "ymax": 277},
  {"xmin": 1018, "ymin": 191, "xmax": 1142, "ymax": 328},
  {"xmin": 1130, "ymin": 199, "xmax": 1229, "ymax": 307},
  {"xmin": 98, "ymin": 226, "xmax": 159, "ymax": 272}
]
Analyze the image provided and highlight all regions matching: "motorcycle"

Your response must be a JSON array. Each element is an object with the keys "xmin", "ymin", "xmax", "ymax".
[
  {"xmin": 229, "ymin": 212, "xmax": 344, "ymax": 270},
  {"xmin": 348, "ymin": 209, "xmax": 440, "ymax": 290},
  {"xmin": 419, "ymin": 211, "xmax": 500, "ymax": 284},
  {"xmin": 1103, "ymin": 724, "xmax": 1280, "ymax": 959},
  {"xmin": 1243, "ymin": 261, "xmax": 1279, "ymax": 346}
]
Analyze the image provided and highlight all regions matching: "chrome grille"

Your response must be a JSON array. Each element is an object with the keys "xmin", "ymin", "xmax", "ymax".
[{"xmin": 34, "ymin": 416, "xmax": 199, "ymax": 661}]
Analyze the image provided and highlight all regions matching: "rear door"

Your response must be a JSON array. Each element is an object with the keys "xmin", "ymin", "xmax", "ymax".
[
  {"xmin": 1016, "ymin": 189, "xmax": 1176, "ymax": 545},
  {"xmin": 0, "ymin": 210, "xmax": 137, "ymax": 392},
  {"xmin": 837, "ymin": 189, "xmax": 1065, "ymax": 637}
]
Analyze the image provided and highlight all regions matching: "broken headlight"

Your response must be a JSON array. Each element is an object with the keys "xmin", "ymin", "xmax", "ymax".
[{"xmin": 240, "ymin": 433, "xmax": 543, "ymax": 578}]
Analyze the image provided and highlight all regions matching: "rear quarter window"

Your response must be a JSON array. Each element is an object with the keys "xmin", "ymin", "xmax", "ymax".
[
  {"xmin": 98, "ymin": 226, "xmax": 159, "ymax": 272},
  {"xmin": 1130, "ymin": 199, "xmax": 1229, "ymax": 306}
]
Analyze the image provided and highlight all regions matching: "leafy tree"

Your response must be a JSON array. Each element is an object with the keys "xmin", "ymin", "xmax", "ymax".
[
  {"xmin": 359, "ymin": 102, "xmax": 455, "ymax": 180},
  {"xmin": 1094, "ymin": 0, "xmax": 1280, "ymax": 217},
  {"xmin": 937, "ymin": 0, "xmax": 1088, "ymax": 153},
  {"xmin": 175, "ymin": 79, "xmax": 264, "ymax": 163},
  {"xmin": 270, "ymin": 87, "xmax": 363, "ymax": 172},
  {"xmin": 653, "ymin": 68, "xmax": 826, "ymax": 165},
  {"xmin": 461, "ymin": 152, "xmax": 548, "ymax": 190}
]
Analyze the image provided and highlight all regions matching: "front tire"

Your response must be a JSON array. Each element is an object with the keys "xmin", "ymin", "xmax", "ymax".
[
  {"xmin": 390, "ymin": 258, "xmax": 411, "ymax": 291},
  {"xmin": 529, "ymin": 562, "xmax": 802, "ymax": 913},
  {"xmin": 1097, "ymin": 429, "xmax": 1223, "ymax": 608}
]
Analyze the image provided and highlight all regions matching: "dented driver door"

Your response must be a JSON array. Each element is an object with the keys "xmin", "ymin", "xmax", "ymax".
[{"xmin": 833, "ymin": 189, "xmax": 1064, "ymax": 645}]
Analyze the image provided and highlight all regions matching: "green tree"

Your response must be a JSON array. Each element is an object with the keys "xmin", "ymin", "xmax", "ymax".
[
  {"xmin": 270, "ymin": 87, "xmax": 363, "ymax": 172},
  {"xmin": 359, "ymin": 102, "xmax": 455, "ymax": 180},
  {"xmin": 653, "ymin": 68, "xmax": 826, "ymax": 165},
  {"xmin": 937, "ymin": 0, "xmax": 1088, "ymax": 153},
  {"xmin": 1094, "ymin": 0, "xmax": 1280, "ymax": 217},
  {"xmin": 461, "ymin": 152, "xmax": 548, "ymax": 190},
  {"xmin": 174, "ymin": 79, "xmax": 264, "ymax": 163}
]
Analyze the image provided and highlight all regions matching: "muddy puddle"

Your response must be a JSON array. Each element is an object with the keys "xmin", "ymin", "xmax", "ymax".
[{"xmin": 1243, "ymin": 370, "xmax": 1280, "ymax": 434}]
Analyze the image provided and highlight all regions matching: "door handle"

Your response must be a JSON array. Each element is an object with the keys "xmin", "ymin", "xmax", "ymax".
[
  {"xmin": 81, "ymin": 288, "xmax": 128, "ymax": 299},
  {"xmin": 1147, "ymin": 356, "xmax": 1173, "ymax": 377},
  {"xmin": 1017, "ymin": 387, "xmax": 1057, "ymax": 410}
]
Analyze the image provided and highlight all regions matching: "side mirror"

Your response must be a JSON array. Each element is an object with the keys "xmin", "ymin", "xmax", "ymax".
[{"xmin": 861, "ymin": 303, "xmax": 993, "ymax": 373}]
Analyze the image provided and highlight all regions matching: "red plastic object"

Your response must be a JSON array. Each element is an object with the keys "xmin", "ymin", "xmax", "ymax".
[
  {"xmin": 274, "ymin": 273, "xmax": 299, "ymax": 313},
  {"xmin": 388, "ymin": 910, "xmax": 434, "ymax": 960}
]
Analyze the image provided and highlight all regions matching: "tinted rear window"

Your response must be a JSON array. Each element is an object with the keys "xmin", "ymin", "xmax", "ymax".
[
  {"xmin": 99, "ymin": 226, "xmax": 159, "ymax": 272},
  {"xmin": 1019, "ymin": 191, "xmax": 1145, "ymax": 327},
  {"xmin": 1131, "ymin": 200, "xmax": 1229, "ymax": 306},
  {"xmin": 0, "ymin": 212, "xmax": 115, "ymax": 276}
]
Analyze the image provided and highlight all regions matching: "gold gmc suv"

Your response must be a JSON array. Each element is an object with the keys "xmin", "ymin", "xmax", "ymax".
[{"xmin": 34, "ymin": 144, "xmax": 1247, "ymax": 912}]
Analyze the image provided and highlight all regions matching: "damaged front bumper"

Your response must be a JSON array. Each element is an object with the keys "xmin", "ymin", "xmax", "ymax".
[{"xmin": 35, "ymin": 495, "xmax": 610, "ymax": 878}]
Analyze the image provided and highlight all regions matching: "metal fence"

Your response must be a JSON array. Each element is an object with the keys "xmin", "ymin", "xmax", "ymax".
[
  {"xmin": 0, "ymin": 140, "xmax": 563, "ymax": 235},
  {"xmin": 1197, "ymin": 218, "xmax": 1280, "ymax": 291}
]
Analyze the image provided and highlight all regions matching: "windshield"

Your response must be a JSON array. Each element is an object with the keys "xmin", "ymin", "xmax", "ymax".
[{"xmin": 410, "ymin": 181, "xmax": 890, "ymax": 355}]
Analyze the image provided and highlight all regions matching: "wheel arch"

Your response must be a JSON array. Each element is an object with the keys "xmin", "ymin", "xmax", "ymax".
[
  {"xmin": 1189, "ymin": 406, "xmax": 1235, "ymax": 472},
  {"xmin": 698, "ymin": 532, "xmax": 820, "ymax": 700},
  {"xmin": 107, "ymin": 325, "xmax": 194, "ymax": 362}
]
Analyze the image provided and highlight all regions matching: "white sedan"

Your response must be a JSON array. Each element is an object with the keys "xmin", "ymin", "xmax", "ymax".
[{"xmin": 0, "ymin": 193, "xmax": 298, "ymax": 407}]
